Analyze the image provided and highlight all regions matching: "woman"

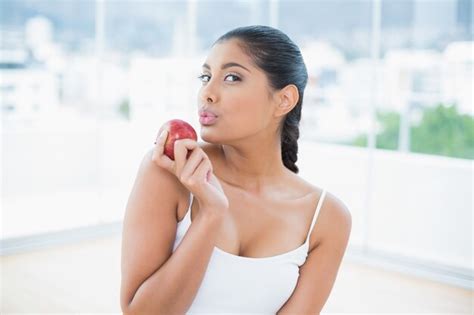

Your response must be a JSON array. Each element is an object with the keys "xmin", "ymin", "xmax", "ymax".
[{"xmin": 121, "ymin": 25, "xmax": 352, "ymax": 314}]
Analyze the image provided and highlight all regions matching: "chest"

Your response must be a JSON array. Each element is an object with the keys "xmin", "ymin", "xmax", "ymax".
[{"xmin": 180, "ymin": 184, "xmax": 319, "ymax": 259}]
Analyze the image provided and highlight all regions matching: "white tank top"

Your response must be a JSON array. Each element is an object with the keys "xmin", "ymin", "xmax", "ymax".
[{"xmin": 172, "ymin": 189, "xmax": 327, "ymax": 314}]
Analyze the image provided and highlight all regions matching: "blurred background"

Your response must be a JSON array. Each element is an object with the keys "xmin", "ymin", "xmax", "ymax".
[{"xmin": 1, "ymin": 0, "xmax": 472, "ymax": 313}]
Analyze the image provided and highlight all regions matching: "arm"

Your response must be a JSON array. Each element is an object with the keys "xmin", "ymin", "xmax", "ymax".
[
  {"xmin": 120, "ymin": 149, "xmax": 224, "ymax": 315},
  {"xmin": 276, "ymin": 193, "xmax": 352, "ymax": 315}
]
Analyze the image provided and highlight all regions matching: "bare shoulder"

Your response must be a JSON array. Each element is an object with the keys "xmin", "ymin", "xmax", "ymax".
[
  {"xmin": 313, "ymin": 188, "xmax": 352, "ymax": 251},
  {"xmin": 290, "ymin": 174, "xmax": 352, "ymax": 251}
]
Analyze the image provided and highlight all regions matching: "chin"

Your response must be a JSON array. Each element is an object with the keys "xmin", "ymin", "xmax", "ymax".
[
  {"xmin": 200, "ymin": 129, "xmax": 222, "ymax": 144},
  {"xmin": 199, "ymin": 131, "xmax": 225, "ymax": 145}
]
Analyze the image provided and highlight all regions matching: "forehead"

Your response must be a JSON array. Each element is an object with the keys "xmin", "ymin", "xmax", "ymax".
[{"xmin": 203, "ymin": 39, "xmax": 254, "ymax": 70}]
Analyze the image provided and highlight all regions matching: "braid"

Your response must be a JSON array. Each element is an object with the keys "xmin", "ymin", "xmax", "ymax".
[{"xmin": 281, "ymin": 108, "xmax": 301, "ymax": 174}]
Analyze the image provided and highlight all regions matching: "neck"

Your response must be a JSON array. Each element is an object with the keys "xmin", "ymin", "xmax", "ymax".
[{"xmin": 217, "ymin": 134, "xmax": 288, "ymax": 195}]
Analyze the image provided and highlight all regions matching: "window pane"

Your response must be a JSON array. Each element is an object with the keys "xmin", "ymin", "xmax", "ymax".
[
  {"xmin": 368, "ymin": 0, "xmax": 472, "ymax": 270},
  {"xmin": 2, "ymin": 1, "xmax": 99, "ymax": 239}
]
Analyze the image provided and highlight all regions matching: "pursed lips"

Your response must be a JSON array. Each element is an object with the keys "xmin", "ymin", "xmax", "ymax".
[{"xmin": 199, "ymin": 109, "xmax": 218, "ymax": 118}]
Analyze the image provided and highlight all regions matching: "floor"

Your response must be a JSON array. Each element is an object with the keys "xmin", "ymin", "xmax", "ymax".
[{"xmin": 1, "ymin": 234, "xmax": 472, "ymax": 314}]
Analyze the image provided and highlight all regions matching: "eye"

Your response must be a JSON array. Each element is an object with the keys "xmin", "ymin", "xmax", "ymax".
[
  {"xmin": 197, "ymin": 74, "xmax": 210, "ymax": 82},
  {"xmin": 197, "ymin": 73, "xmax": 241, "ymax": 83},
  {"xmin": 224, "ymin": 74, "xmax": 241, "ymax": 82}
]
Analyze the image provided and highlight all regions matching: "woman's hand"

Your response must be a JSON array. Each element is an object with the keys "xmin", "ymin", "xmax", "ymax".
[{"xmin": 151, "ymin": 130, "xmax": 229, "ymax": 219}]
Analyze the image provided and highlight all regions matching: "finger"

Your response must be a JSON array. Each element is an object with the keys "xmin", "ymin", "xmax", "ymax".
[
  {"xmin": 192, "ymin": 157, "xmax": 212, "ymax": 184},
  {"xmin": 180, "ymin": 149, "xmax": 206, "ymax": 182},
  {"xmin": 174, "ymin": 139, "xmax": 199, "ymax": 178},
  {"xmin": 152, "ymin": 129, "xmax": 168, "ymax": 161},
  {"xmin": 151, "ymin": 130, "xmax": 173, "ymax": 170}
]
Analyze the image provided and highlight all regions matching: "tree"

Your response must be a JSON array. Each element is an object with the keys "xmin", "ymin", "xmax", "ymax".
[
  {"xmin": 410, "ymin": 104, "xmax": 474, "ymax": 159},
  {"xmin": 350, "ymin": 110, "xmax": 400, "ymax": 150},
  {"xmin": 117, "ymin": 99, "xmax": 130, "ymax": 121},
  {"xmin": 350, "ymin": 103, "xmax": 474, "ymax": 160}
]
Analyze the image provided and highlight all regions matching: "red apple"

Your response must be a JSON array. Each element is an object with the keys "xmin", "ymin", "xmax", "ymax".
[{"xmin": 158, "ymin": 119, "xmax": 198, "ymax": 160}]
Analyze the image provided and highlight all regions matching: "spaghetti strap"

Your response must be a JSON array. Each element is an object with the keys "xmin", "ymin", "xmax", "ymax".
[{"xmin": 305, "ymin": 189, "xmax": 327, "ymax": 244}]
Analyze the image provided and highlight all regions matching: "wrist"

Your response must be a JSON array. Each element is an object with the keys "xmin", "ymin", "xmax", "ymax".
[{"xmin": 196, "ymin": 207, "xmax": 226, "ymax": 223}]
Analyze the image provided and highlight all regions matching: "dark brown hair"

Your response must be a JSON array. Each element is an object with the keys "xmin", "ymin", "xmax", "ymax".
[{"xmin": 214, "ymin": 25, "xmax": 308, "ymax": 173}]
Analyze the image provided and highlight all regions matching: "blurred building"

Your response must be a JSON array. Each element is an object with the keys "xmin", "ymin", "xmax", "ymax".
[
  {"xmin": 442, "ymin": 41, "xmax": 473, "ymax": 115},
  {"xmin": 0, "ymin": 17, "xmax": 62, "ymax": 124},
  {"xmin": 0, "ymin": 34, "xmax": 60, "ymax": 123}
]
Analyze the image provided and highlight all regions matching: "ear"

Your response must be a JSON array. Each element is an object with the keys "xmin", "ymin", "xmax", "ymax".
[{"xmin": 273, "ymin": 84, "xmax": 299, "ymax": 118}]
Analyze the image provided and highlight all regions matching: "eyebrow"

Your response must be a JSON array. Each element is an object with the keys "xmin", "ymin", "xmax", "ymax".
[{"xmin": 202, "ymin": 62, "xmax": 251, "ymax": 73}]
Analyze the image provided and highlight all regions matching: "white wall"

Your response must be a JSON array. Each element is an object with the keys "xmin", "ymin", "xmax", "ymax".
[{"xmin": 298, "ymin": 140, "xmax": 472, "ymax": 271}]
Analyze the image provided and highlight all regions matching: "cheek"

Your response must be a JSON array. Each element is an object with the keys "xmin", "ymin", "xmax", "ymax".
[
  {"xmin": 227, "ymin": 101, "xmax": 270, "ymax": 133},
  {"xmin": 197, "ymin": 84, "xmax": 271, "ymax": 136}
]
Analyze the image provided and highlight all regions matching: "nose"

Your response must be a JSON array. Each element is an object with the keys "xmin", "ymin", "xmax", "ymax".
[
  {"xmin": 201, "ymin": 91, "xmax": 216, "ymax": 104},
  {"xmin": 200, "ymin": 80, "xmax": 217, "ymax": 104}
]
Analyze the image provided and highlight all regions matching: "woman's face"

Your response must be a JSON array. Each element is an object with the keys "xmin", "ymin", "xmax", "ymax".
[{"xmin": 197, "ymin": 39, "xmax": 278, "ymax": 145}]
